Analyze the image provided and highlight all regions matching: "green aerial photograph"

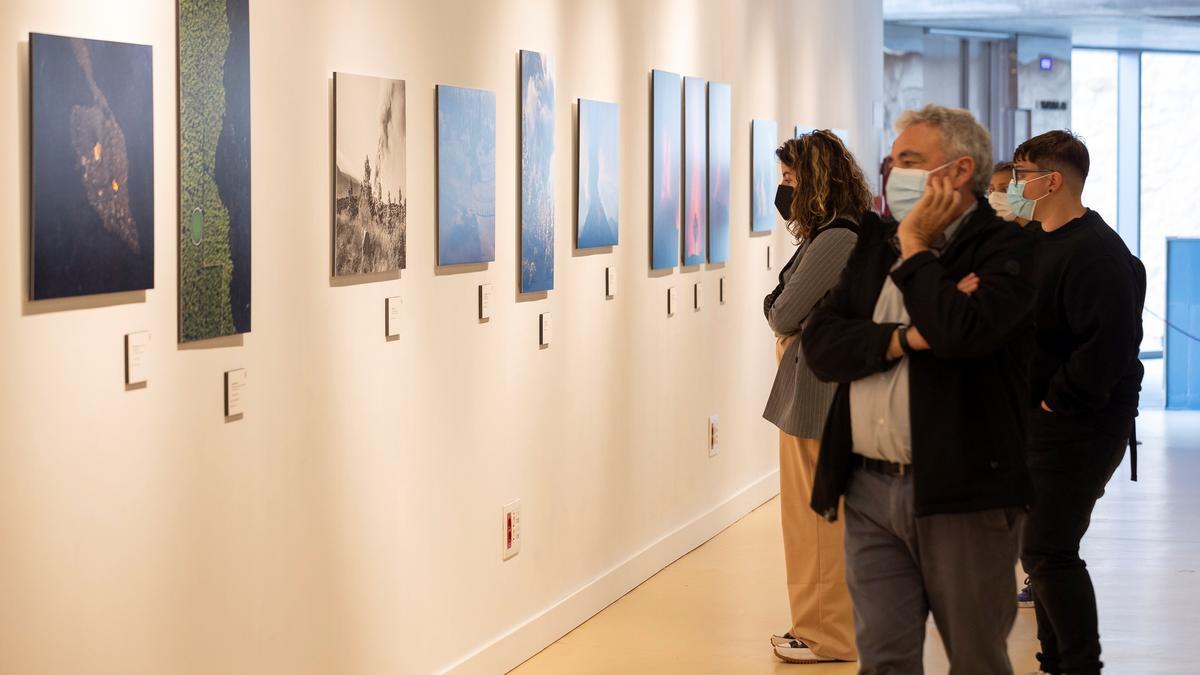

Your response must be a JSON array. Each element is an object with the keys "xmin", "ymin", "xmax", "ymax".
[{"xmin": 178, "ymin": 0, "xmax": 250, "ymax": 342}]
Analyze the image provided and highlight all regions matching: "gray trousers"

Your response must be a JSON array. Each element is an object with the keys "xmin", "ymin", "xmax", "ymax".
[{"xmin": 843, "ymin": 467, "xmax": 1023, "ymax": 675}]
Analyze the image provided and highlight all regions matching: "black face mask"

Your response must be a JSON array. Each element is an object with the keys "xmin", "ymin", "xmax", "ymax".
[{"xmin": 774, "ymin": 184, "xmax": 794, "ymax": 220}]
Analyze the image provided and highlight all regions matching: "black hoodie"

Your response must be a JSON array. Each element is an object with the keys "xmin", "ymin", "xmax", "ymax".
[{"xmin": 1029, "ymin": 209, "xmax": 1145, "ymax": 436}]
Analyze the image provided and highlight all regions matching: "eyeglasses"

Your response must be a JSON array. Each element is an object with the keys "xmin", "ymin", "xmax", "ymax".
[{"xmin": 1012, "ymin": 167, "xmax": 1054, "ymax": 181}]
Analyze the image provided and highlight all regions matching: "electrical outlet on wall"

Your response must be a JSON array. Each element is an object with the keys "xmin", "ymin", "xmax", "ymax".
[
  {"xmin": 708, "ymin": 415, "xmax": 719, "ymax": 457},
  {"xmin": 502, "ymin": 499, "xmax": 521, "ymax": 560}
]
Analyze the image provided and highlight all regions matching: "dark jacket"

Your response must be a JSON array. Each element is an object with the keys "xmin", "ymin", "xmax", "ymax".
[
  {"xmin": 802, "ymin": 199, "xmax": 1038, "ymax": 520},
  {"xmin": 1029, "ymin": 209, "xmax": 1145, "ymax": 437}
]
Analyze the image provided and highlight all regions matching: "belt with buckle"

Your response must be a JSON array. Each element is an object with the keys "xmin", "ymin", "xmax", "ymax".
[{"xmin": 854, "ymin": 454, "xmax": 911, "ymax": 477}]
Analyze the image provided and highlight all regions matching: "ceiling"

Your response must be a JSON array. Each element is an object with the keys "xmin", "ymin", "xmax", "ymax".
[{"xmin": 883, "ymin": 0, "xmax": 1200, "ymax": 51}]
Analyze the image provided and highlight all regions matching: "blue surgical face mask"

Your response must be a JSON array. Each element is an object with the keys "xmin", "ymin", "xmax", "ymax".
[
  {"xmin": 1006, "ymin": 173, "xmax": 1052, "ymax": 221},
  {"xmin": 885, "ymin": 160, "xmax": 954, "ymax": 221}
]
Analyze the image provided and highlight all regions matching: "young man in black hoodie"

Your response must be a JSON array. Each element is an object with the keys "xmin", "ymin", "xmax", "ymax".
[{"xmin": 1012, "ymin": 130, "xmax": 1145, "ymax": 675}]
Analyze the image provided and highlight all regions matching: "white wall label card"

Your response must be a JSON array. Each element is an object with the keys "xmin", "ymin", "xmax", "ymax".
[
  {"xmin": 124, "ymin": 331, "xmax": 150, "ymax": 385},
  {"xmin": 478, "ymin": 283, "xmax": 493, "ymax": 320},
  {"xmin": 720, "ymin": 277, "xmax": 726, "ymax": 304},
  {"xmin": 224, "ymin": 369, "xmax": 247, "ymax": 417},
  {"xmin": 386, "ymin": 296, "xmax": 402, "ymax": 338},
  {"xmin": 605, "ymin": 267, "xmax": 616, "ymax": 298},
  {"xmin": 667, "ymin": 286, "xmax": 677, "ymax": 316},
  {"xmin": 694, "ymin": 283, "xmax": 702, "ymax": 311},
  {"xmin": 539, "ymin": 312, "xmax": 553, "ymax": 346}
]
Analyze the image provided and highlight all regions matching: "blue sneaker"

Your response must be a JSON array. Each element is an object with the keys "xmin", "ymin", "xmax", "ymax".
[{"xmin": 1018, "ymin": 577, "xmax": 1035, "ymax": 608}]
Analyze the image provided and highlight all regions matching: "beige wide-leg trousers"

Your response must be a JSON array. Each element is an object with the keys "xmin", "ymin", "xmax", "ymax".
[{"xmin": 776, "ymin": 337, "xmax": 857, "ymax": 661}]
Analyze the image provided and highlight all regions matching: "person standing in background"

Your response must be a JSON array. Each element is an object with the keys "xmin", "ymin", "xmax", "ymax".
[
  {"xmin": 989, "ymin": 161, "xmax": 1031, "ymax": 227},
  {"xmin": 987, "ymin": 159, "xmax": 1038, "ymax": 611},
  {"xmin": 875, "ymin": 155, "xmax": 894, "ymax": 218},
  {"xmin": 1012, "ymin": 130, "xmax": 1145, "ymax": 675},
  {"xmin": 762, "ymin": 130, "xmax": 870, "ymax": 665}
]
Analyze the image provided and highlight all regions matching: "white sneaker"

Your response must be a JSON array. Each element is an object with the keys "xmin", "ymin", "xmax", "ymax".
[
  {"xmin": 770, "ymin": 631, "xmax": 795, "ymax": 647},
  {"xmin": 773, "ymin": 639, "xmax": 840, "ymax": 664}
]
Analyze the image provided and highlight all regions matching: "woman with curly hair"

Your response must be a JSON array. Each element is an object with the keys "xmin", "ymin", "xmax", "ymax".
[{"xmin": 762, "ymin": 129, "xmax": 873, "ymax": 665}]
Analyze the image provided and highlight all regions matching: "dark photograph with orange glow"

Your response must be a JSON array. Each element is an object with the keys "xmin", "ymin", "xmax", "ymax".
[{"xmin": 30, "ymin": 33, "xmax": 154, "ymax": 300}]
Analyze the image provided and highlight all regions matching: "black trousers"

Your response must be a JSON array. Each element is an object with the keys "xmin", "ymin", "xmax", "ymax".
[{"xmin": 1020, "ymin": 410, "xmax": 1130, "ymax": 675}]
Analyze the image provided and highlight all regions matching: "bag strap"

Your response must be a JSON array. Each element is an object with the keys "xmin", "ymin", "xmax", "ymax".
[
  {"xmin": 1129, "ymin": 419, "xmax": 1138, "ymax": 482},
  {"xmin": 808, "ymin": 219, "xmax": 861, "ymax": 242}
]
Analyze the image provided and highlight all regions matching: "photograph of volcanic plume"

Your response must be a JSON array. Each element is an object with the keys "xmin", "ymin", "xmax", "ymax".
[
  {"xmin": 651, "ymin": 69, "xmax": 681, "ymax": 270},
  {"xmin": 682, "ymin": 76, "xmax": 707, "ymax": 267},
  {"xmin": 577, "ymin": 98, "xmax": 619, "ymax": 249},
  {"xmin": 334, "ymin": 72, "xmax": 407, "ymax": 276},
  {"xmin": 178, "ymin": 0, "xmax": 251, "ymax": 342},
  {"xmin": 30, "ymin": 33, "xmax": 154, "ymax": 300},
  {"xmin": 751, "ymin": 119, "xmax": 777, "ymax": 233},
  {"xmin": 707, "ymin": 82, "xmax": 731, "ymax": 263}
]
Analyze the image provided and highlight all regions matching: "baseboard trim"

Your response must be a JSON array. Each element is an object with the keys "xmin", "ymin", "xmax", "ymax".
[{"xmin": 438, "ymin": 468, "xmax": 782, "ymax": 675}]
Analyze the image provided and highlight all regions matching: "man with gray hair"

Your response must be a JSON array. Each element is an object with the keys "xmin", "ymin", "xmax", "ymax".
[{"xmin": 802, "ymin": 104, "xmax": 1038, "ymax": 673}]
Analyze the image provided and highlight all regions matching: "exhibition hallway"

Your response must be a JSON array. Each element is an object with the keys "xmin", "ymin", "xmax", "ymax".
[{"xmin": 513, "ymin": 409, "xmax": 1200, "ymax": 671}]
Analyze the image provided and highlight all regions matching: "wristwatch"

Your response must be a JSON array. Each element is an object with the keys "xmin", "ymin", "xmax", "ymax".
[{"xmin": 897, "ymin": 325, "xmax": 916, "ymax": 355}]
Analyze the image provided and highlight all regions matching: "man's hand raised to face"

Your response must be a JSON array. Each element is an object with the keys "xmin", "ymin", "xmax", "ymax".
[{"xmin": 898, "ymin": 175, "xmax": 963, "ymax": 260}]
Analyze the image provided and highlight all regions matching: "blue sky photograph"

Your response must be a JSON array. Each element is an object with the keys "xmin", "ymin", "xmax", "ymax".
[
  {"xmin": 521, "ymin": 50, "xmax": 555, "ymax": 292},
  {"xmin": 438, "ymin": 85, "xmax": 496, "ymax": 265}
]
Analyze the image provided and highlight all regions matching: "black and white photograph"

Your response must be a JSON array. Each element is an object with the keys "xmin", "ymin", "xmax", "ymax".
[{"xmin": 333, "ymin": 72, "xmax": 406, "ymax": 276}]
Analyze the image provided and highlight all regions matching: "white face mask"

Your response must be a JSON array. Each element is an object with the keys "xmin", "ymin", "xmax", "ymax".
[
  {"xmin": 988, "ymin": 190, "xmax": 1017, "ymax": 221},
  {"xmin": 885, "ymin": 160, "xmax": 954, "ymax": 221}
]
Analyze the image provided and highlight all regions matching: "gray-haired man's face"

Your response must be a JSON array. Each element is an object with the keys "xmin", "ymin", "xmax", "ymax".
[{"xmin": 891, "ymin": 122, "xmax": 972, "ymax": 192}]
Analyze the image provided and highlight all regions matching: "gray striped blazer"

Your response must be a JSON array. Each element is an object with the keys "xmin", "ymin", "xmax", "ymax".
[{"xmin": 762, "ymin": 222, "xmax": 859, "ymax": 439}]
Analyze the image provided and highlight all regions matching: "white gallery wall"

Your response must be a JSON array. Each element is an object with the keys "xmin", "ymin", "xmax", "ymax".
[{"xmin": 0, "ymin": 1, "xmax": 883, "ymax": 673}]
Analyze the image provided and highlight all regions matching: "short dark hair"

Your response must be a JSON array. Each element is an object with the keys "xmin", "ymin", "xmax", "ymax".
[
  {"xmin": 1013, "ymin": 130, "xmax": 1090, "ymax": 185},
  {"xmin": 991, "ymin": 161, "xmax": 1013, "ymax": 176}
]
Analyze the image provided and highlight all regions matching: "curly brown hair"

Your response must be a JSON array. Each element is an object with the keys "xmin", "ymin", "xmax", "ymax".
[{"xmin": 775, "ymin": 130, "xmax": 872, "ymax": 240}]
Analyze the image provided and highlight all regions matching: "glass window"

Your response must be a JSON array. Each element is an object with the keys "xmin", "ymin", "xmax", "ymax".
[
  {"xmin": 1071, "ymin": 49, "xmax": 1118, "ymax": 228},
  {"xmin": 1141, "ymin": 52, "xmax": 1200, "ymax": 354}
]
